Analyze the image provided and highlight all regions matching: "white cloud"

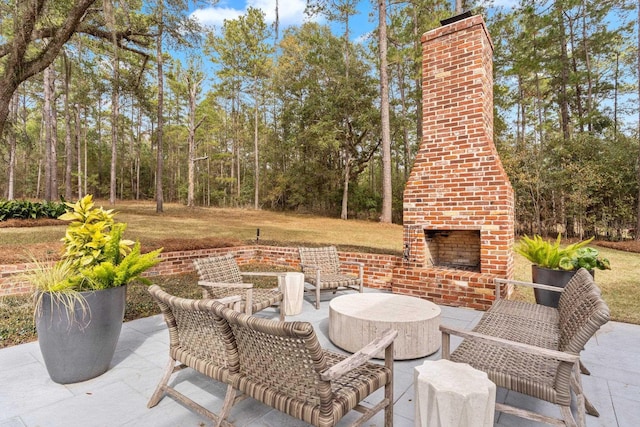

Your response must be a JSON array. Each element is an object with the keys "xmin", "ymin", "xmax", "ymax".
[
  {"xmin": 190, "ymin": 7, "xmax": 244, "ymax": 29},
  {"xmin": 488, "ymin": 0, "xmax": 518, "ymax": 9},
  {"xmin": 191, "ymin": 0, "xmax": 310, "ymax": 30}
]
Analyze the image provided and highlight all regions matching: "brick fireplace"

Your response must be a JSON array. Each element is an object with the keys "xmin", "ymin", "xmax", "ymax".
[{"xmin": 393, "ymin": 14, "xmax": 515, "ymax": 310}]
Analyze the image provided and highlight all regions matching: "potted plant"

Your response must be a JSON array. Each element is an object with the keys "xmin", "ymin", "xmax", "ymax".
[
  {"xmin": 25, "ymin": 195, "xmax": 162, "ymax": 384},
  {"xmin": 514, "ymin": 234, "xmax": 610, "ymax": 307}
]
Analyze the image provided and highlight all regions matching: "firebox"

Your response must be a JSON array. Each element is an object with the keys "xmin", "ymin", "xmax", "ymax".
[{"xmin": 424, "ymin": 230, "xmax": 480, "ymax": 272}]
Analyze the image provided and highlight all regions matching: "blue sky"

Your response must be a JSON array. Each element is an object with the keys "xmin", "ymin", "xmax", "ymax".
[
  {"xmin": 191, "ymin": 0, "xmax": 390, "ymax": 42},
  {"xmin": 188, "ymin": 1, "xmax": 528, "ymax": 42}
]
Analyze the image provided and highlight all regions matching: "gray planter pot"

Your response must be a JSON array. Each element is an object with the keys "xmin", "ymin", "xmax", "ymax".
[
  {"xmin": 35, "ymin": 285, "xmax": 127, "ymax": 384},
  {"xmin": 531, "ymin": 266, "xmax": 593, "ymax": 308}
]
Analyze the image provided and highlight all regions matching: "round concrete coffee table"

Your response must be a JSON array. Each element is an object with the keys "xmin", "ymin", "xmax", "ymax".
[{"xmin": 329, "ymin": 293, "xmax": 441, "ymax": 360}]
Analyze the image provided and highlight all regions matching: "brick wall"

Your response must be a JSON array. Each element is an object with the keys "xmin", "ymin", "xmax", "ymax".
[
  {"xmin": 0, "ymin": 246, "xmax": 399, "ymax": 297},
  {"xmin": 1, "ymin": 243, "xmax": 506, "ymax": 310}
]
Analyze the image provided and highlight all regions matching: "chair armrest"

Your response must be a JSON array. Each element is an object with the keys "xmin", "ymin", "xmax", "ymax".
[
  {"xmin": 217, "ymin": 295, "xmax": 243, "ymax": 304},
  {"xmin": 342, "ymin": 261, "xmax": 364, "ymax": 267},
  {"xmin": 198, "ymin": 281, "xmax": 254, "ymax": 314},
  {"xmin": 320, "ymin": 329, "xmax": 398, "ymax": 381},
  {"xmin": 198, "ymin": 281, "xmax": 254, "ymax": 289},
  {"xmin": 240, "ymin": 272, "xmax": 287, "ymax": 278},
  {"xmin": 494, "ymin": 277, "xmax": 564, "ymax": 300},
  {"xmin": 299, "ymin": 263, "xmax": 319, "ymax": 271},
  {"xmin": 439, "ymin": 324, "xmax": 579, "ymax": 364}
]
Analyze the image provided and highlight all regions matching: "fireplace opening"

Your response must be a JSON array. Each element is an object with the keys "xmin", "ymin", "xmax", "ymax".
[{"xmin": 424, "ymin": 230, "xmax": 481, "ymax": 272}]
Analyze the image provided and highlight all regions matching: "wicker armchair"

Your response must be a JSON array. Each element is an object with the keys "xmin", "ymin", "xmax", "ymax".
[
  {"xmin": 146, "ymin": 285, "xmax": 240, "ymax": 427},
  {"xmin": 441, "ymin": 268, "xmax": 610, "ymax": 427},
  {"xmin": 193, "ymin": 254, "xmax": 285, "ymax": 320},
  {"xmin": 298, "ymin": 246, "xmax": 363, "ymax": 309},
  {"xmin": 147, "ymin": 285, "xmax": 397, "ymax": 427}
]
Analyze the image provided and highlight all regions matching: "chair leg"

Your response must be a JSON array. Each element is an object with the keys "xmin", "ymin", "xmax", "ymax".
[
  {"xmin": 384, "ymin": 374, "xmax": 393, "ymax": 426},
  {"xmin": 572, "ymin": 363, "xmax": 599, "ymax": 418},
  {"xmin": 559, "ymin": 405, "xmax": 579, "ymax": 427},
  {"xmin": 148, "ymin": 358, "xmax": 178, "ymax": 408},
  {"xmin": 579, "ymin": 360, "xmax": 591, "ymax": 375},
  {"xmin": 215, "ymin": 385, "xmax": 237, "ymax": 427}
]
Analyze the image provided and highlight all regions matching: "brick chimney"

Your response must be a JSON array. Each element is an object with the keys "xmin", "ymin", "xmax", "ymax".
[{"xmin": 393, "ymin": 15, "xmax": 514, "ymax": 310}]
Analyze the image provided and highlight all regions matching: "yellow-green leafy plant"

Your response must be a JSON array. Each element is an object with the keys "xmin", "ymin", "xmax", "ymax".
[
  {"xmin": 515, "ymin": 234, "xmax": 611, "ymax": 271},
  {"xmin": 25, "ymin": 195, "xmax": 163, "ymax": 297},
  {"xmin": 57, "ymin": 195, "xmax": 163, "ymax": 291}
]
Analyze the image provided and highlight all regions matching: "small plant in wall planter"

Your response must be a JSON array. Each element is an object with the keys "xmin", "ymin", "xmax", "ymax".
[
  {"xmin": 514, "ymin": 234, "xmax": 610, "ymax": 308},
  {"xmin": 515, "ymin": 234, "xmax": 611, "ymax": 272},
  {"xmin": 25, "ymin": 195, "xmax": 162, "ymax": 384}
]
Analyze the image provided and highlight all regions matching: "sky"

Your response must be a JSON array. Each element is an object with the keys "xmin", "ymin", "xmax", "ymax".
[
  {"xmin": 191, "ymin": 0, "xmax": 394, "ymax": 42},
  {"xmin": 188, "ymin": 1, "xmax": 528, "ymax": 43}
]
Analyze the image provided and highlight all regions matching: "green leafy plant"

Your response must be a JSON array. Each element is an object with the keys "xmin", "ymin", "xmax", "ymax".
[
  {"xmin": 0, "ymin": 199, "xmax": 66, "ymax": 221},
  {"xmin": 515, "ymin": 234, "xmax": 611, "ymax": 271},
  {"xmin": 24, "ymin": 195, "xmax": 163, "ymax": 298},
  {"xmin": 57, "ymin": 195, "xmax": 163, "ymax": 291}
]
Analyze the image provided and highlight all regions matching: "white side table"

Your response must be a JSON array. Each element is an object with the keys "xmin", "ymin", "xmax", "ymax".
[
  {"xmin": 278, "ymin": 272, "xmax": 305, "ymax": 316},
  {"xmin": 414, "ymin": 359, "xmax": 495, "ymax": 427}
]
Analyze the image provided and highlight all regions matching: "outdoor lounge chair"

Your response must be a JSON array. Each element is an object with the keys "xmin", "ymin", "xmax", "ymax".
[
  {"xmin": 193, "ymin": 253, "xmax": 285, "ymax": 320},
  {"xmin": 441, "ymin": 268, "xmax": 610, "ymax": 427},
  {"xmin": 298, "ymin": 246, "xmax": 364, "ymax": 309},
  {"xmin": 147, "ymin": 285, "xmax": 397, "ymax": 427}
]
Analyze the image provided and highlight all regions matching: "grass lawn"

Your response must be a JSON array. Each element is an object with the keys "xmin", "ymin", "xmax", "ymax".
[{"xmin": 1, "ymin": 200, "xmax": 639, "ymax": 349}]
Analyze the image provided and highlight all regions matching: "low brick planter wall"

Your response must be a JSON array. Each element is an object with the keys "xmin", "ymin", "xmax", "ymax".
[{"xmin": 0, "ymin": 245, "xmax": 498, "ymax": 310}]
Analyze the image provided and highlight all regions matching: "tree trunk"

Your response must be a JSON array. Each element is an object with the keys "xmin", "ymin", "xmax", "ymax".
[
  {"xmin": 254, "ymin": 81, "xmax": 259, "ymax": 210},
  {"xmin": 412, "ymin": 6, "xmax": 422, "ymax": 152},
  {"xmin": 187, "ymin": 75, "xmax": 203, "ymax": 208},
  {"xmin": 108, "ymin": 0, "xmax": 119, "ymax": 206},
  {"xmin": 6, "ymin": 93, "xmax": 18, "ymax": 200},
  {"xmin": 63, "ymin": 54, "xmax": 73, "ymax": 200},
  {"xmin": 75, "ymin": 104, "xmax": 83, "ymax": 199},
  {"xmin": 156, "ymin": 11, "xmax": 164, "ymax": 213},
  {"xmin": 397, "ymin": 62, "xmax": 410, "ymax": 182},
  {"xmin": 636, "ymin": 0, "xmax": 640, "ymax": 241},
  {"xmin": 555, "ymin": 2, "xmax": 571, "ymax": 141},
  {"xmin": 110, "ymin": 60, "xmax": 119, "ymax": 205},
  {"xmin": 43, "ymin": 65, "xmax": 58, "ymax": 201},
  {"xmin": 341, "ymin": 151, "xmax": 351, "ymax": 220},
  {"xmin": 379, "ymin": 0, "xmax": 392, "ymax": 223}
]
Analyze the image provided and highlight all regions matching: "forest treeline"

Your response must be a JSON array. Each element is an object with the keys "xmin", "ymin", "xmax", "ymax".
[{"xmin": 0, "ymin": 0, "xmax": 638, "ymax": 240}]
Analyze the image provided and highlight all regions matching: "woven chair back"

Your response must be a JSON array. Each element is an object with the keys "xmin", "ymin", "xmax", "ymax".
[
  {"xmin": 218, "ymin": 306, "xmax": 330, "ymax": 407},
  {"xmin": 299, "ymin": 246, "xmax": 341, "ymax": 275},
  {"xmin": 194, "ymin": 254, "xmax": 244, "ymax": 284},
  {"xmin": 557, "ymin": 268, "xmax": 610, "ymax": 353},
  {"xmin": 148, "ymin": 285, "xmax": 234, "ymax": 370}
]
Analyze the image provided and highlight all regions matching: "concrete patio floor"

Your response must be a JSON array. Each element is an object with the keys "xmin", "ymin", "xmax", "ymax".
[{"xmin": 1, "ymin": 289, "xmax": 639, "ymax": 427}]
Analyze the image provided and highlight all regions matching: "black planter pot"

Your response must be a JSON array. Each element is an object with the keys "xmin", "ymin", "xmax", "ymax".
[
  {"xmin": 531, "ymin": 266, "xmax": 594, "ymax": 308},
  {"xmin": 35, "ymin": 285, "xmax": 127, "ymax": 384}
]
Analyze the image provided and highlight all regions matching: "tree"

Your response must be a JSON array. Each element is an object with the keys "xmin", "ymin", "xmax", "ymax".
[
  {"xmin": 185, "ymin": 60, "xmax": 206, "ymax": 207},
  {"xmin": 637, "ymin": 0, "xmax": 640, "ymax": 241},
  {"xmin": 43, "ymin": 64, "xmax": 58, "ymax": 201},
  {"xmin": 207, "ymin": 7, "xmax": 273, "ymax": 209},
  {"xmin": 149, "ymin": 0, "xmax": 203, "ymax": 212},
  {"xmin": 378, "ymin": 0, "xmax": 392, "ymax": 223},
  {"xmin": 271, "ymin": 23, "xmax": 379, "ymax": 214},
  {"xmin": 0, "ymin": 0, "xmax": 95, "ymax": 138},
  {"xmin": 0, "ymin": 0, "xmax": 151, "ymax": 139},
  {"xmin": 306, "ymin": 0, "xmax": 366, "ymax": 219}
]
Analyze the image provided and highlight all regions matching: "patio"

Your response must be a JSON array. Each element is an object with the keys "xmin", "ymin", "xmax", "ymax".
[{"xmin": 1, "ymin": 289, "xmax": 638, "ymax": 427}]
